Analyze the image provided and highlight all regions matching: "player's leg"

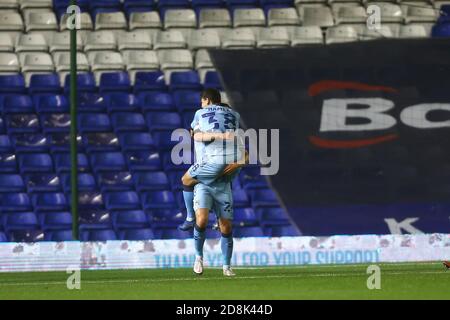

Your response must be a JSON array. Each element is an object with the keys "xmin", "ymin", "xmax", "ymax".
[
  {"xmin": 192, "ymin": 184, "xmax": 212, "ymax": 275},
  {"xmin": 218, "ymin": 217, "xmax": 235, "ymax": 276}
]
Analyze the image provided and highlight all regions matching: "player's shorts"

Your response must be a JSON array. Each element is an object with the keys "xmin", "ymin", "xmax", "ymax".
[
  {"xmin": 193, "ymin": 181, "xmax": 234, "ymax": 220},
  {"xmin": 187, "ymin": 162, "xmax": 227, "ymax": 186}
]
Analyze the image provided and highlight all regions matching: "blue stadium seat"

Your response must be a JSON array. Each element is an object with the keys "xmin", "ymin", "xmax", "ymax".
[
  {"xmin": 78, "ymin": 113, "xmax": 112, "ymax": 133},
  {"xmin": 0, "ymin": 117, "xmax": 4, "ymax": 134},
  {"xmin": 0, "ymin": 193, "xmax": 31, "ymax": 212},
  {"xmin": 249, "ymin": 188, "xmax": 279, "ymax": 208},
  {"xmin": 142, "ymin": 190, "xmax": 176, "ymax": 210},
  {"xmin": 240, "ymin": 166, "xmax": 269, "ymax": 189},
  {"xmin": 64, "ymin": 73, "xmax": 96, "ymax": 93},
  {"xmin": 54, "ymin": 152, "xmax": 90, "ymax": 173},
  {"xmin": 24, "ymin": 173, "xmax": 61, "ymax": 192},
  {"xmin": 80, "ymin": 229, "xmax": 117, "ymax": 241},
  {"xmin": 0, "ymin": 135, "xmax": 12, "ymax": 152},
  {"xmin": 167, "ymin": 170, "xmax": 184, "ymax": 190},
  {"xmin": 119, "ymin": 227, "xmax": 154, "ymax": 240},
  {"xmin": 44, "ymin": 230, "xmax": 73, "ymax": 241},
  {"xmin": 123, "ymin": 0, "xmax": 156, "ymax": 15},
  {"xmin": 61, "ymin": 173, "xmax": 96, "ymax": 192},
  {"xmin": 134, "ymin": 171, "xmax": 170, "ymax": 191},
  {"xmin": 437, "ymin": 5, "xmax": 450, "ymax": 24},
  {"xmin": 147, "ymin": 209, "xmax": 183, "ymax": 227},
  {"xmin": 111, "ymin": 112, "xmax": 147, "ymax": 132},
  {"xmin": 432, "ymin": 23, "xmax": 450, "ymax": 37},
  {"xmin": 97, "ymin": 171, "xmax": 134, "ymax": 191},
  {"xmin": 173, "ymin": 91, "xmax": 201, "ymax": 112},
  {"xmin": 99, "ymin": 72, "xmax": 132, "ymax": 93},
  {"xmin": 0, "ymin": 174, "xmax": 25, "ymax": 192},
  {"xmin": 0, "ymin": 74, "xmax": 26, "ymax": 94},
  {"xmin": 152, "ymin": 131, "xmax": 180, "ymax": 151},
  {"xmin": 6, "ymin": 114, "xmax": 40, "ymax": 133},
  {"xmin": 13, "ymin": 133, "xmax": 48, "ymax": 152},
  {"xmin": 40, "ymin": 114, "xmax": 71, "ymax": 133},
  {"xmin": 76, "ymin": 191, "xmax": 104, "ymax": 209},
  {"xmin": 112, "ymin": 210, "xmax": 149, "ymax": 229},
  {"xmin": 89, "ymin": 0, "xmax": 121, "ymax": 10},
  {"xmin": 139, "ymin": 92, "xmax": 176, "ymax": 111},
  {"xmin": 105, "ymin": 191, "xmax": 141, "ymax": 210},
  {"xmin": 79, "ymin": 209, "xmax": 112, "ymax": 230},
  {"xmin": 35, "ymin": 94, "xmax": 69, "ymax": 113},
  {"xmin": 192, "ymin": 0, "xmax": 225, "ymax": 13},
  {"xmin": 0, "ymin": 153, "xmax": 17, "ymax": 173},
  {"xmin": 134, "ymin": 71, "xmax": 168, "ymax": 94},
  {"xmin": 145, "ymin": 111, "xmax": 182, "ymax": 131},
  {"xmin": 170, "ymin": 71, "xmax": 203, "ymax": 91},
  {"xmin": 158, "ymin": 0, "xmax": 190, "ymax": 16},
  {"xmin": 161, "ymin": 149, "xmax": 192, "ymax": 172},
  {"xmin": 3, "ymin": 95, "xmax": 34, "ymax": 114},
  {"xmin": 234, "ymin": 226, "xmax": 264, "ymax": 237},
  {"xmin": 18, "ymin": 153, "xmax": 53, "ymax": 173},
  {"xmin": 256, "ymin": 207, "xmax": 289, "ymax": 226},
  {"xmin": 38, "ymin": 212, "xmax": 72, "ymax": 231},
  {"xmin": 106, "ymin": 93, "xmax": 141, "ymax": 112},
  {"xmin": 233, "ymin": 207, "xmax": 258, "ymax": 227},
  {"xmin": 83, "ymin": 132, "xmax": 120, "ymax": 152},
  {"xmin": 204, "ymin": 71, "xmax": 223, "ymax": 90},
  {"xmin": 227, "ymin": 0, "xmax": 259, "ymax": 11},
  {"xmin": 0, "ymin": 231, "xmax": 7, "ymax": 242},
  {"xmin": 9, "ymin": 230, "xmax": 45, "ymax": 242},
  {"xmin": 181, "ymin": 110, "xmax": 196, "ymax": 128},
  {"xmin": 156, "ymin": 227, "xmax": 192, "ymax": 239},
  {"xmin": 266, "ymin": 225, "xmax": 300, "ymax": 237},
  {"xmin": 232, "ymin": 189, "xmax": 250, "ymax": 208},
  {"xmin": 125, "ymin": 151, "xmax": 162, "ymax": 171},
  {"xmin": 119, "ymin": 132, "xmax": 155, "ymax": 151},
  {"xmin": 78, "ymin": 93, "xmax": 108, "ymax": 113},
  {"xmin": 90, "ymin": 151, "xmax": 126, "ymax": 172},
  {"xmin": 2, "ymin": 212, "xmax": 39, "ymax": 232},
  {"xmin": 32, "ymin": 192, "xmax": 68, "ymax": 212},
  {"xmin": 29, "ymin": 74, "xmax": 61, "ymax": 94}
]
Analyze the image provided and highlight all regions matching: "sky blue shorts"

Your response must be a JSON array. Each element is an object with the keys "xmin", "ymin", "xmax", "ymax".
[{"xmin": 193, "ymin": 181, "xmax": 234, "ymax": 220}]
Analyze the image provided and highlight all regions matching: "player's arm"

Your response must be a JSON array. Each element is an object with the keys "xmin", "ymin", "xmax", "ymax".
[
  {"xmin": 220, "ymin": 149, "xmax": 249, "ymax": 177},
  {"xmin": 193, "ymin": 130, "xmax": 234, "ymax": 142}
]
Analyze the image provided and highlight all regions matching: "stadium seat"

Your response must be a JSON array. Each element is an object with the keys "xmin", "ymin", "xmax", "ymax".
[
  {"xmin": 6, "ymin": 114, "xmax": 40, "ymax": 133},
  {"xmin": 326, "ymin": 25, "xmax": 359, "ymax": 44},
  {"xmin": 78, "ymin": 93, "xmax": 108, "ymax": 113},
  {"xmin": 0, "ymin": 11, "xmax": 23, "ymax": 32},
  {"xmin": 54, "ymin": 153, "xmax": 90, "ymax": 173},
  {"xmin": 129, "ymin": 11, "xmax": 162, "ymax": 30},
  {"xmin": 432, "ymin": 23, "xmax": 450, "ymax": 37},
  {"xmin": 111, "ymin": 112, "xmax": 147, "ymax": 132},
  {"xmin": 154, "ymin": 30, "xmax": 187, "ymax": 50},
  {"xmin": 164, "ymin": 9, "xmax": 197, "ymax": 29},
  {"xmin": 44, "ymin": 230, "xmax": 73, "ymax": 241},
  {"xmin": 232, "ymin": 189, "xmax": 250, "ymax": 208},
  {"xmin": 118, "ymin": 30, "xmax": 153, "ymax": 51},
  {"xmin": 233, "ymin": 226, "xmax": 264, "ymax": 237},
  {"xmin": 287, "ymin": 26, "xmax": 324, "ymax": 45},
  {"xmin": 169, "ymin": 71, "xmax": 202, "ymax": 91},
  {"xmin": 140, "ymin": 92, "xmax": 176, "ymax": 111},
  {"xmin": 97, "ymin": 171, "xmax": 134, "ymax": 191},
  {"xmin": 39, "ymin": 212, "xmax": 72, "ymax": 231},
  {"xmin": 234, "ymin": 207, "xmax": 258, "ymax": 227},
  {"xmin": 40, "ymin": 114, "xmax": 70, "ymax": 133},
  {"xmin": 18, "ymin": 153, "xmax": 53, "ymax": 173},
  {"xmin": 12, "ymin": 133, "xmax": 48, "ymax": 152},
  {"xmin": 95, "ymin": 11, "xmax": 127, "ymax": 30},
  {"xmin": 267, "ymin": 225, "xmax": 300, "ymax": 237},
  {"xmin": 79, "ymin": 209, "xmax": 112, "ymax": 229},
  {"xmin": 112, "ymin": 210, "xmax": 149, "ymax": 229},
  {"xmin": 173, "ymin": 91, "xmax": 201, "ymax": 112},
  {"xmin": 105, "ymin": 191, "xmax": 141, "ymax": 210},
  {"xmin": 90, "ymin": 152, "xmax": 126, "ymax": 172},
  {"xmin": 64, "ymin": 73, "xmax": 96, "ymax": 94},
  {"xmin": 78, "ymin": 113, "xmax": 112, "ymax": 133},
  {"xmin": 50, "ymin": 31, "xmax": 84, "ymax": 53},
  {"xmin": 134, "ymin": 171, "xmax": 170, "ymax": 191},
  {"xmin": 222, "ymin": 28, "xmax": 256, "ymax": 48},
  {"xmin": 119, "ymin": 227, "xmax": 154, "ymax": 240},
  {"xmin": 3, "ymin": 95, "xmax": 34, "ymax": 114},
  {"xmin": 9, "ymin": 230, "xmax": 45, "ymax": 242},
  {"xmin": 29, "ymin": 74, "xmax": 61, "ymax": 94},
  {"xmin": 158, "ymin": 228, "xmax": 191, "ymax": 239},
  {"xmin": 126, "ymin": 151, "xmax": 162, "ymax": 171},
  {"xmin": 118, "ymin": 132, "xmax": 155, "ymax": 151},
  {"xmin": 299, "ymin": 7, "xmax": 334, "ymax": 27},
  {"xmin": 268, "ymin": 7, "xmax": 299, "ymax": 26},
  {"xmin": 233, "ymin": 8, "xmax": 266, "ymax": 27},
  {"xmin": 0, "ymin": 53, "xmax": 20, "ymax": 73},
  {"xmin": 0, "ymin": 153, "xmax": 17, "ymax": 173},
  {"xmin": 99, "ymin": 72, "xmax": 132, "ymax": 93},
  {"xmin": 188, "ymin": 29, "xmax": 221, "ymax": 50},
  {"xmin": 145, "ymin": 111, "xmax": 182, "ymax": 131},
  {"xmin": 24, "ymin": 173, "xmax": 61, "ymax": 192},
  {"xmin": 0, "ymin": 231, "xmax": 7, "ymax": 242},
  {"xmin": 334, "ymin": 5, "xmax": 367, "ymax": 25},
  {"xmin": 134, "ymin": 71, "xmax": 168, "ymax": 93},
  {"xmin": 257, "ymin": 27, "xmax": 290, "ymax": 47},
  {"xmin": 122, "ymin": 50, "xmax": 160, "ymax": 72},
  {"xmin": 142, "ymin": 190, "xmax": 176, "ymax": 210},
  {"xmin": 0, "ymin": 74, "xmax": 26, "ymax": 94},
  {"xmin": 77, "ymin": 191, "xmax": 104, "ymax": 209},
  {"xmin": 32, "ymin": 192, "xmax": 68, "ymax": 212},
  {"xmin": 249, "ymin": 189, "xmax": 279, "ymax": 208},
  {"xmin": 2, "ymin": 212, "xmax": 39, "ymax": 232},
  {"xmin": 123, "ymin": 0, "xmax": 156, "ymax": 17},
  {"xmin": 0, "ymin": 174, "xmax": 25, "ymax": 192},
  {"xmin": 87, "ymin": 51, "xmax": 125, "ymax": 73},
  {"xmin": 16, "ymin": 33, "xmax": 48, "ymax": 52},
  {"xmin": 399, "ymin": 24, "xmax": 428, "ymax": 38},
  {"xmin": 148, "ymin": 208, "xmax": 183, "ymax": 227},
  {"xmin": 0, "ymin": 193, "xmax": 31, "ymax": 212},
  {"xmin": 19, "ymin": 52, "xmax": 55, "ymax": 74},
  {"xmin": 55, "ymin": 52, "xmax": 90, "ymax": 75},
  {"xmin": 204, "ymin": 71, "xmax": 223, "ymax": 90},
  {"xmin": 152, "ymin": 131, "xmax": 181, "ymax": 151},
  {"xmin": 157, "ymin": 49, "xmax": 193, "ymax": 70},
  {"xmin": 60, "ymin": 12, "xmax": 93, "ymax": 31},
  {"xmin": 80, "ymin": 229, "xmax": 117, "ymax": 241},
  {"xmin": 104, "ymin": 93, "xmax": 140, "ymax": 113},
  {"xmin": 199, "ymin": 8, "xmax": 232, "ymax": 28},
  {"xmin": 256, "ymin": 207, "xmax": 289, "ymax": 225},
  {"xmin": 35, "ymin": 94, "xmax": 69, "ymax": 113},
  {"xmin": 61, "ymin": 173, "xmax": 96, "ymax": 192}
]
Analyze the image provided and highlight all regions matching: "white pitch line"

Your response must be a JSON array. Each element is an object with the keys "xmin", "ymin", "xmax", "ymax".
[{"xmin": 0, "ymin": 270, "xmax": 445, "ymax": 287}]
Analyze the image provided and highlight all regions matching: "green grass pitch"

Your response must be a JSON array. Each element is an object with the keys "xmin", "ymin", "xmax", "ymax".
[{"xmin": 0, "ymin": 262, "xmax": 448, "ymax": 300}]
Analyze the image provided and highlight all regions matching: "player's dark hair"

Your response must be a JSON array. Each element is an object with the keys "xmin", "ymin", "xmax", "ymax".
[{"xmin": 201, "ymin": 88, "xmax": 221, "ymax": 104}]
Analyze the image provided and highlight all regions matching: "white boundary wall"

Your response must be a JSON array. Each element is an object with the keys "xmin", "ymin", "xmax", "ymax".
[{"xmin": 0, "ymin": 233, "xmax": 448, "ymax": 272}]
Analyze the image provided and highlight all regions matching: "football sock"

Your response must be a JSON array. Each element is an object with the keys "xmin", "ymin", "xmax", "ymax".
[
  {"xmin": 221, "ymin": 232, "xmax": 233, "ymax": 267},
  {"xmin": 194, "ymin": 224, "xmax": 206, "ymax": 258},
  {"xmin": 183, "ymin": 185, "xmax": 195, "ymax": 222}
]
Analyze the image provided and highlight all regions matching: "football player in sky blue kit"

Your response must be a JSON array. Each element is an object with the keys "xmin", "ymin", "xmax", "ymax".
[{"xmin": 178, "ymin": 89, "xmax": 245, "ymax": 232}]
